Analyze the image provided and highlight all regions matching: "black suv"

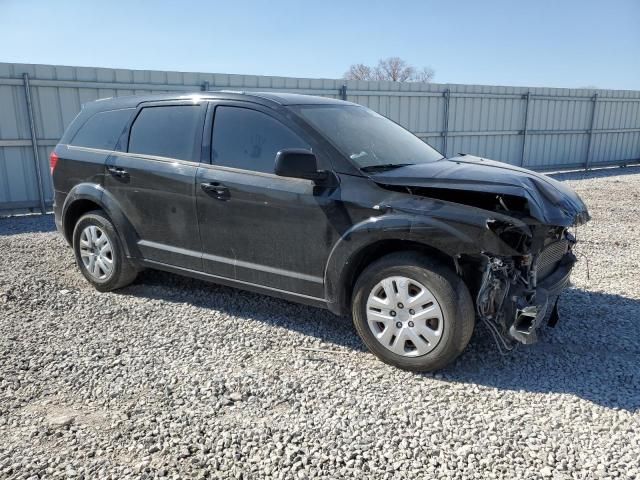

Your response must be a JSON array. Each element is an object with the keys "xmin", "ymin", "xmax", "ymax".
[{"xmin": 52, "ymin": 92, "xmax": 590, "ymax": 371}]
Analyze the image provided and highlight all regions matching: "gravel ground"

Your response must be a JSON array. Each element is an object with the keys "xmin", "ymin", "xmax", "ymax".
[{"xmin": 1, "ymin": 166, "xmax": 639, "ymax": 479}]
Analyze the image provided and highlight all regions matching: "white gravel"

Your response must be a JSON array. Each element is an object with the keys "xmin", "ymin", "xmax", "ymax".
[{"xmin": 1, "ymin": 166, "xmax": 639, "ymax": 479}]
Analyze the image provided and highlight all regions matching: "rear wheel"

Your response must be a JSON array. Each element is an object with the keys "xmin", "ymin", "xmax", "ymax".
[
  {"xmin": 352, "ymin": 252, "xmax": 475, "ymax": 371},
  {"xmin": 72, "ymin": 210, "xmax": 137, "ymax": 292}
]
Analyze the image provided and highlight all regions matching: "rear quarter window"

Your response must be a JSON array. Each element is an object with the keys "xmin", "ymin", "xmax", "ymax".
[{"xmin": 70, "ymin": 108, "xmax": 134, "ymax": 150}]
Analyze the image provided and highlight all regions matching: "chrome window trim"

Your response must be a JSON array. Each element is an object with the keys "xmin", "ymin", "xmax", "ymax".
[
  {"xmin": 198, "ymin": 162, "xmax": 314, "ymax": 182},
  {"xmin": 65, "ymin": 144, "xmax": 314, "ymax": 181},
  {"xmin": 66, "ymin": 144, "xmax": 201, "ymax": 167}
]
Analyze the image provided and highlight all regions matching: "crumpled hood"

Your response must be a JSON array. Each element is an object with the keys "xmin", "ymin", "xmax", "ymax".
[{"xmin": 370, "ymin": 155, "xmax": 590, "ymax": 226}]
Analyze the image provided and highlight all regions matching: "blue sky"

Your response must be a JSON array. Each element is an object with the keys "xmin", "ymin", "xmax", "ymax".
[{"xmin": 1, "ymin": 0, "xmax": 638, "ymax": 90}]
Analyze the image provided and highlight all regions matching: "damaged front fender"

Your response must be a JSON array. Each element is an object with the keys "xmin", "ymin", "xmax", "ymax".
[
  {"xmin": 323, "ymin": 200, "xmax": 536, "ymax": 315},
  {"xmin": 379, "ymin": 192, "xmax": 536, "ymax": 256}
]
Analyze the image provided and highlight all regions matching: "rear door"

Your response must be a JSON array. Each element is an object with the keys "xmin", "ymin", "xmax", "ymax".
[
  {"xmin": 104, "ymin": 101, "xmax": 206, "ymax": 270},
  {"xmin": 195, "ymin": 102, "xmax": 341, "ymax": 298}
]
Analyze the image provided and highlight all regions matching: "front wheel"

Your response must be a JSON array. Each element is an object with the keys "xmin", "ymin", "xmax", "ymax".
[{"xmin": 352, "ymin": 252, "xmax": 475, "ymax": 372}]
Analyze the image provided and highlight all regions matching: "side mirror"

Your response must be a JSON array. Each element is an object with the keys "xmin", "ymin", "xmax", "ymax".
[{"xmin": 274, "ymin": 149, "xmax": 327, "ymax": 182}]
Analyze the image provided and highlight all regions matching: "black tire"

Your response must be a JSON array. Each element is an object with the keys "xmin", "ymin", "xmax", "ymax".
[
  {"xmin": 352, "ymin": 252, "xmax": 475, "ymax": 372},
  {"xmin": 72, "ymin": 210, "xmax": 138, "ymax": 292}
]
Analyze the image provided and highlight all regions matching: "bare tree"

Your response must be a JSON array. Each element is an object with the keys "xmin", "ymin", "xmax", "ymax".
[
  {"xmin": 344, "ymin": 63, "xmax": 375, "ymax": 81},
  {"xmin": 414, "ymin": 66, "xmax": 435, "ymax": 83},
  {"xmin": 375, "ymin": 57, "xmax": 415, "ymax": 82},
  {"xmin": 344, "ymin": 57, "xmax": 434, "ymax": 83}
]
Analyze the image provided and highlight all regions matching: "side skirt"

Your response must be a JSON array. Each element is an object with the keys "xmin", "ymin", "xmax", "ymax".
[{"xmin": 136, "ymin": 258, "xmax": 330, "ymax": 311}]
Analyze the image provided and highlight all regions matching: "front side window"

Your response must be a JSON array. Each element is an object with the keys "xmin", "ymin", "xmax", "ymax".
[
  {"xmin": 128, "ymin": 105, "xmax": 202, "ymax": 161},
  {"xmin": 71, "ymin": 108, "xmax": 134, "ymax": 150},
  {"xmin": 294, "ymin": 105, "xmax": 443, "ymax": 171},
  {"xmin": 211, "ymin": 106, "xmax": 310, "ymax": 173}
]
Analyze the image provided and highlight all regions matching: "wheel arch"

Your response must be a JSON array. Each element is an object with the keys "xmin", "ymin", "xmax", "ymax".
[
  {"xmin": 61, "ymin": 183, "xmax": 141, "ymax": 259},
  {"xmin": 325, "ymin": 236, "xmax": 460, "ymax": 316},
  {"xmin": 353, "ymin": 240, "xmax": 454, "ymax": 311}
]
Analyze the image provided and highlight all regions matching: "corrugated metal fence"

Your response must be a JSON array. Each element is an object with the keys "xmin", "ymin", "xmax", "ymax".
[{"xmin": 1, "ymin": 62, "xmax": 639, "ymax": 215}]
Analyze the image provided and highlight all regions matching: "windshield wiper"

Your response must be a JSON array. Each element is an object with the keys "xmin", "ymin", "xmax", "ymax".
[{"xmin": 360, "ymin": 163, "xmax": 414, "ymax": 173}]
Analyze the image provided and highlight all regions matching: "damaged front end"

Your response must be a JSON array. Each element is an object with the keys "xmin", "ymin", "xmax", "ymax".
[
  {"xmin": 475, "ymin": 229, "xmax": 577, "ymax": 350},
  {"xmin": 369, "ymin": 155, "xmax": 591, "ymax": 350}
]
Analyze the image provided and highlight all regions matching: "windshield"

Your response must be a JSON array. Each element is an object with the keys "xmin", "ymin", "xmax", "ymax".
[{"xmin": 294, "ymin": 104, "xmax": 444, "ymax": 170}]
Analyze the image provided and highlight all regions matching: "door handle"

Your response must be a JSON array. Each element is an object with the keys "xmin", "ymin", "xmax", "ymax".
[
  {"xmin": 107, "ymin": 166, "xmax": 128, "ymax": 177},
  {"xmin": 200, "ymin": 181, "xmax": 229, "ymax": 200}
]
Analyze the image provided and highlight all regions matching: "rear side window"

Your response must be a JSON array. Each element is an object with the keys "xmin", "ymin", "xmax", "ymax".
[
  {"xmin": 128, "ymin": 105, "xmax": 202, "ymax": 161},
  {"xmin": 70, "ymin": 108, "xmax": 133, "ymax": 150},
  {"xmin": 212, "ymin": 106, "xmax": 309, "ymax": 173}
]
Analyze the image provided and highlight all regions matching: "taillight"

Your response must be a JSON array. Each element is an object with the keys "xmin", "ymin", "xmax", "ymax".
[{"xmin": 49, "ymin": 151, "xmax": 59, "ymax": 174}]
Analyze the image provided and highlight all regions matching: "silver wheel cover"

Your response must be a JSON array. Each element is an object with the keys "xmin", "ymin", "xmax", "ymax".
[
  {"xmin": 366, "ymin": 276, "xmax": 444, "ymax": 357},
  {"xmin": 79, "ymin": 225, "xmax": 114, "ymax": 281}
]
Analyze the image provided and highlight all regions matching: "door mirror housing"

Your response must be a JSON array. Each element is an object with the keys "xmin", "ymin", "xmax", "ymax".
[{"xmin": 274, "ymin": 149, "xmax": 328, "ymax": 182}]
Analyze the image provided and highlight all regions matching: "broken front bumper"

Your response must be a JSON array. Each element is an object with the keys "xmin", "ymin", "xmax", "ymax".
[
  {"xmin": 475, "ymin": 240, "xmax": 577, "ymax": 350},
  {"xmin": 508, "ymin": 251, "xmax": 576, "ymax": 344}
]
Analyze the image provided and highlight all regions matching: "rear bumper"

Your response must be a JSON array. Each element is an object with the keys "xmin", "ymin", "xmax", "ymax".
[
  {"xmin": 53, "ymin": 190, "xmax": 65, "ymax": 237},
  {"xmin": 54, "ymin": 212, "xmax": 63, "ymax": 234}
]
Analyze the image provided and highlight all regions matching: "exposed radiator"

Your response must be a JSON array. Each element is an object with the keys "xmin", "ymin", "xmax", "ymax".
[{"xmin": 537, "ymin": 240, "xmax": 569, "ymax": 280}]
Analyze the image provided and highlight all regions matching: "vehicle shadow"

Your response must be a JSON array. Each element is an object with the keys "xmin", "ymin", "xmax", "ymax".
[
  {"xmin": 0, "ymin": 213, "xmax": 56, "ymax": 236},
  {"xmin": 548, "ymin": 164, "xmax": 640, "ymax": 181},
  {"xmin": 122, "ymin": 270, "xmax": 640, "ymax": 412},
  {"xmin": 123, "ymin": 269, "xmax": 365, "ymax": 352},
  {"xmin": 442, "ymin": 288, "xmax": 640, "ymax": 412}
]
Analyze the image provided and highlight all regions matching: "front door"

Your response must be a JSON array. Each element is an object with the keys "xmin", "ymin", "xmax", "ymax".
[
  {"xmin": 195, "ymin": 103, "xmax": 340, "ymax": 299},
  {"xmin": 105, "ymin": 102, "xmax": 206, "ymax": 270}
]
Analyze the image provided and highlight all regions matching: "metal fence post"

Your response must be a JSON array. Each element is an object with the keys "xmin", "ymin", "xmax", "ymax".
[
  {"xmin": 520, "ymin": 92, "xmax": 530, "ymax": 167},
  {"xmin": 585, "ymin": 93, "xmax": 599, "ymax": 170},
  {"xmin": 442, "ymin": 89, "xmax": 450, "ymax": 156},
  {"xmin": 23, "ymin": 73, "xmax": 47, "ymax": 214},
  {"xmin": 339, "ymin": 84, "xmax": 347, "ymax": 101}
]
